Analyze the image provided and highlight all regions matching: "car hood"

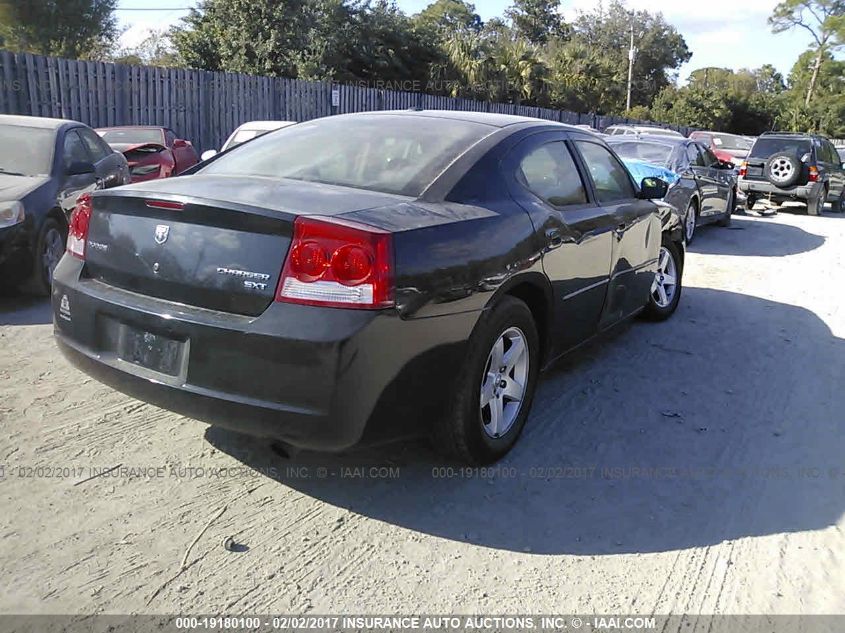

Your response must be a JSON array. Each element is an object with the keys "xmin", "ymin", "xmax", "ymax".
[
  {"xmin": 0, "ymin": 173, "xmax": 50, "ymax": 200},
  {"xmin": 621, "ymin": 158, "xmax": 681, "ymax": 185}
]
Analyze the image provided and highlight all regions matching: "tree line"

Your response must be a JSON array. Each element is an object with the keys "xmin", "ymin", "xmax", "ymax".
[{"xmin": 1, "ymin": 0, "xmax": 843, "ymax": 136}]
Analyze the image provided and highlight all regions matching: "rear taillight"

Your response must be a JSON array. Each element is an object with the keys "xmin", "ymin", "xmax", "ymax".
[
  {"xmin": 739, "ymin": 162, "xmax": 748, "ymax": 178},
  {"xmin": 808, "ymin": 165, "xmax": 819, "ymax": 182},
  {"xmin": 67, "ymin": 193, "xmax": 92, "ymax": 260},
  {"xmin": 276, "ymin": 216, "xmax": 394, "ymax": 309}
]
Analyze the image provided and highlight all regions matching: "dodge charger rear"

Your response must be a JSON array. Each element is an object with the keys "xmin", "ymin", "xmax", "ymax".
[{"xmin": 53, "ymin": 111, "xmax": 684, "ymax": 464}]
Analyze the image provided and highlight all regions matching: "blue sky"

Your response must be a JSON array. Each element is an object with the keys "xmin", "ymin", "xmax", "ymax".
[{"xmin": 117, "ymin": 0, "xmax": 818, "ymax": 82}]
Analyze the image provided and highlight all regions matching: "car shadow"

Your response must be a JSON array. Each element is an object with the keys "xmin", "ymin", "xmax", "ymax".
[
  {"xmin": 690, "ymin": 215, "xmax": 825, "ymax": 256},
  {"xmin": 0, "ymin": 293, "xmax": 52, "ymax": 326},
  {"xmin": 206, "ymin": 287, "xmax": 845, "ymax": 555}
]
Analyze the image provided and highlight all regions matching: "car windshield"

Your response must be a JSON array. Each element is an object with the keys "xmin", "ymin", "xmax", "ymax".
[
  {"xmin": 225, "ymin": 129, "xmax": 272, "ymax": 150},
  {"xmin": 750, "ymin": 137, "xmax": 812, "ymax": 159},
  {"xmin": 0, "ymin": 124, "xmax": 54, "ymax": 176},
  {"xmin": 98, "ymin": 128, "xmax": 163, "ymax": 145},
  {"xmin": 202, "ymin": 115, "xmax": 493, "ymax": 197},
  {"xmin": 608, "ymin": 141, "xmax": 674, "ymax": 166},
  {"xmin": 711, "ymin": 134, "xmax": 752, "ymax": 151}
]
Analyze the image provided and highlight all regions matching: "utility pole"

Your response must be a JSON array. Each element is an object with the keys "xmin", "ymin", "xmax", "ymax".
[{"xmin": 626, "ymin": 14, "xmax": 636, "ymax": 112}]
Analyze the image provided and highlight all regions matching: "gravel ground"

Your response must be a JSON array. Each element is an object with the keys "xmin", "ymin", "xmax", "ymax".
[{"xmin": 0, "ymin": 208, "xmax": 843, "ymax": 616}]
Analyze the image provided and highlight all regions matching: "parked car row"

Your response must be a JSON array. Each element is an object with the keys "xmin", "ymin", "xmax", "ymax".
[{"xmin": 4, "ymin": 108, "xmax": 843, "ymax": 464}]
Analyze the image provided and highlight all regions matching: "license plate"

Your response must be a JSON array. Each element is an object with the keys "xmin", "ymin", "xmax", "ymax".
[
  {"xmin": 747, "ymin": 166, "xmax": 763, "ymax": 177},
  {"xmin": 119, "ymin": 327, "xmax": 184, "ymax": 376}
]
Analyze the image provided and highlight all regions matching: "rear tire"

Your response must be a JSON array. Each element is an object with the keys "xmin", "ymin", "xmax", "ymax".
[
  {"xmin": 26, "ymin": 217, "xmax": 67, "ymax": 297},
  {"xmin": 807, "ymin": 190, "xmax": 824, "ymax": 216},
  {"xmin": 433, "ymin": 296, "xmax": 540, "ymax": 465},
  {"xmin": 830, "ymin": 190, "xmax": 845, "ymax": 213},
  {"xmin": 642, "ymin": 238, "xmax": 682, "ymax": 322},
  {"xmin": 744, "ymin": 195, "xmax": 757, "ymax": 212}
]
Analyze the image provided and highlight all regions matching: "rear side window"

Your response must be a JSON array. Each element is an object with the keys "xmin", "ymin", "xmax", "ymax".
[
  {"xmin": 750, "ymin": 137, "xmax": 812, "ymax": 159},
  {"xmin": 518, "ymin": 142, "xmax": 588, "ymax": 208},
  {"xmin": 575, "ymin": 141, "xmax": 636, "ymax": 202}
]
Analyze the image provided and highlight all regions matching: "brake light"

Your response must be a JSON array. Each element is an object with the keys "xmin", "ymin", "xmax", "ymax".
[
  {"xmin": 739, "ymin": 162, "xmax": 748, "ymax": 178},
  {"xmin": 67, "ymin": 193, "xmax": 92, "ymax": 259},
  {"xmin": 808, "ymin": 165, "xmax": 819, "ymax": 182},
  {"xmin": 276, "ymin": 216, "xmax": 393, "ymax": 309},
  {"xmin": 146, "ymin": 199, "xmax": 184, "ymax": 210}
]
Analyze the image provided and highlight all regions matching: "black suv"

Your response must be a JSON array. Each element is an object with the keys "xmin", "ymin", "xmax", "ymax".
[{"xmin": 738, "ymin": 132, "xmax": 845, "ymax": 215}]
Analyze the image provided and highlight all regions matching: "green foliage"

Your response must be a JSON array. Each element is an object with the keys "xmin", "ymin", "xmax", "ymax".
[
  {"xmin": 572, "ymin": 0, "xmax": 691, "ymax": 110},
  {"xmin": 504, "ymin": 0, "xmax": 568, "ymax": 45},
  {"xmin": 0, "ymin": 0, "xmax": 119, "ymax": 59},
  {"xmin": 651, "ymin": 85, "xmax": 731, "ymax": 130}
]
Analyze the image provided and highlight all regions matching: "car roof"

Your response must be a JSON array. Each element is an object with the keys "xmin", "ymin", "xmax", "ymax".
[
  {"xmin": 608, "ymin": 134, "xmax": 687, "ymax": 146},
  {"xmin": 236, "ymin": 120, "xmax": 296, "ymax": 130},
  {"xmin": 97, "ymin": 125, "xmax": 166, "ymax": 131},
  {"xmin": 0, "ymin": 114, "xmax": 79, "ymax": 130},
  {"xmin": 360, "ymin": 109, "xmax": 579, "ymax": 130}
]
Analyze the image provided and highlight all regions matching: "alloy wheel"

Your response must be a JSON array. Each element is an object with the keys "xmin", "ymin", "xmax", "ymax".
[
  {"xmin": 651, "ymin": 246, "xmax": 678, "ymax": 308},
  {"xmin": 479, "ymin": 326, "xmax": 529, "ymax": 439},
  {"xmin": 685, "ymin": 203, "xmax": 696, "ymax": 242},
  {"xmin": 770, "ymin": 157, "xmax": 794, "ymax": 184}
]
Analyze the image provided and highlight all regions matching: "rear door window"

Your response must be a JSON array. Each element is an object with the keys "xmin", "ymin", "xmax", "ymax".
[
  {"xmin": 518, "ymin": 142, "xmax": 588, "ymax": 208},
  {"xmin": 77, "ymin": 128, "xmax": 112, "ymax": 162}
]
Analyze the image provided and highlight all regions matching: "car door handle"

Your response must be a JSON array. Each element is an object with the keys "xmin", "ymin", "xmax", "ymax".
[
  {"xmin": 615, "ymin": 222, "xmax": 630, "ymax": 235},
  {"xmin": 545, "ymin": 228, "xmax": 564, "ymax": 249}
]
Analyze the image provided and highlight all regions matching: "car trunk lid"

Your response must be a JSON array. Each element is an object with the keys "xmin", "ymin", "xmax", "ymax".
[{"xmin": 83, "ymin": 175, "xmax": 408, "ymax": 316}]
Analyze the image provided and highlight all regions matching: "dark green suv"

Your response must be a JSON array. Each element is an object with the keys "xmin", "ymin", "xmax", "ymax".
[{"xmin": 738, "ymin": 132, "xmax": 845, "ymax": 215}]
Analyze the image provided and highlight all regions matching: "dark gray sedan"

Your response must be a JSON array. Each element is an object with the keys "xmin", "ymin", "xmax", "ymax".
[{"xmin": 607, "ymin": 135, "xmax": 737, "ymax": 244}]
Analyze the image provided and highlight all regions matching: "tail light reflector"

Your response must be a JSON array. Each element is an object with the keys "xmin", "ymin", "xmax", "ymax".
[
  {"xmin": 276, "ymin": 216, "xmax": 394, "ymax": 309},
  {"xmin": 808, "ymin": 166, "xmax": 819, "ymax": 182},
  {"xmin": 739, "ymin": 162, "xmax": 748, "ymax": 178},
  {"xmin": 67, "ymin": 193, "xmax": 92, "ymax": 259}
]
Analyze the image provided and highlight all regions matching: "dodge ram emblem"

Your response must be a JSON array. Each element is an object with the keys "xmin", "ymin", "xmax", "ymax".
[{"xmin": 154, "ymin": 224, "xmax": 170, "ymax": 245}]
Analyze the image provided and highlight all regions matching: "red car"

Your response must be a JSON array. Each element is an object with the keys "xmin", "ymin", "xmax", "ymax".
[
  {"xmin": 96, "ymin": 126, "xmax": 199, "ymax": 182},
  {"xmin": 688, "ymin": 131, "xmax": 753, "ymax": 168}
]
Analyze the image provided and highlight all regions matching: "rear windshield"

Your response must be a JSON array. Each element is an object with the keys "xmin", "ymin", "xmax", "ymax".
[
  {"xmin": 202, "ymin": 115, "xmax": 493, "ymax": 197},
  {"xmin": 750, "ymin": 137, "xmax": 812, "ymax": 159},
  {"xmin": 711, "ymin": 134, "xmax": 752, "ymax": 151},
  {"xmin": 98, "ymin": 128, "xmax": 163, "ymax": 145},
  {"xmin": 0, "ymin": 124, "xmax": 54, "ymax": 176},
  {"xmin": 608, "ymin": 140, "xmax": 674, "ymax": 166}
]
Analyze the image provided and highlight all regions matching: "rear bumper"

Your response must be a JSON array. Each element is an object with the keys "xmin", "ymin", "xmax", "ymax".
[
  {"xmin": 738, "ymin": 179, "xmax": 823, "ymax": 200},
  {"xmin": 52, "ymin": 257, "xmax": 478, "ymax": 451}
]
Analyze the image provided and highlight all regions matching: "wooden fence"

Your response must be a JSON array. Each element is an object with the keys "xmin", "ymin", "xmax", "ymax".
[{"xmin": 0, "ymin": 50, "xmax": 688, "ymax": 152}]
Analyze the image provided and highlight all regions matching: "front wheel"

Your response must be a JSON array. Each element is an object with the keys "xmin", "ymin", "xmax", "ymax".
[
  {"xmin": 684, "ymin": 200, "xmax": 697, "ymax": 244},
  {"xmin": 433, "ymin": 296, "xmax": 540, "ymax": 464},
  {"xmin": 717, "ymin": 189, "xmax": 734, "ymax": 227},
  {"xmin": 642, "ymin": 239, "xmax": 682, "ymax": 321},
  {"xmin": 27, "ymin": 217, "xmax": 67, "ymax": 296}
]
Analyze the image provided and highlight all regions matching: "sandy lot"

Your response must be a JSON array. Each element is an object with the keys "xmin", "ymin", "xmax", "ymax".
[{"xmin": 0, "ymin": 209, "xmax": 843, "ymax": 616}]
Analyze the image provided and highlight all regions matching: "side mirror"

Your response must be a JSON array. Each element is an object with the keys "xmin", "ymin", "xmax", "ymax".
[
  {"xmin": 66, "ymin": 161, "xmax": 95, "ymax": 176},
  {"xmin": 638, "ymin": 177, "xmax": 669, "ymax": 200},
  {"xmin": 173, "ymin": 139, "xmax": 189, "ymax": 149},
  {"xmin": 200, "ymin": 149, "xmax": 218, "ymax": 161}
]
